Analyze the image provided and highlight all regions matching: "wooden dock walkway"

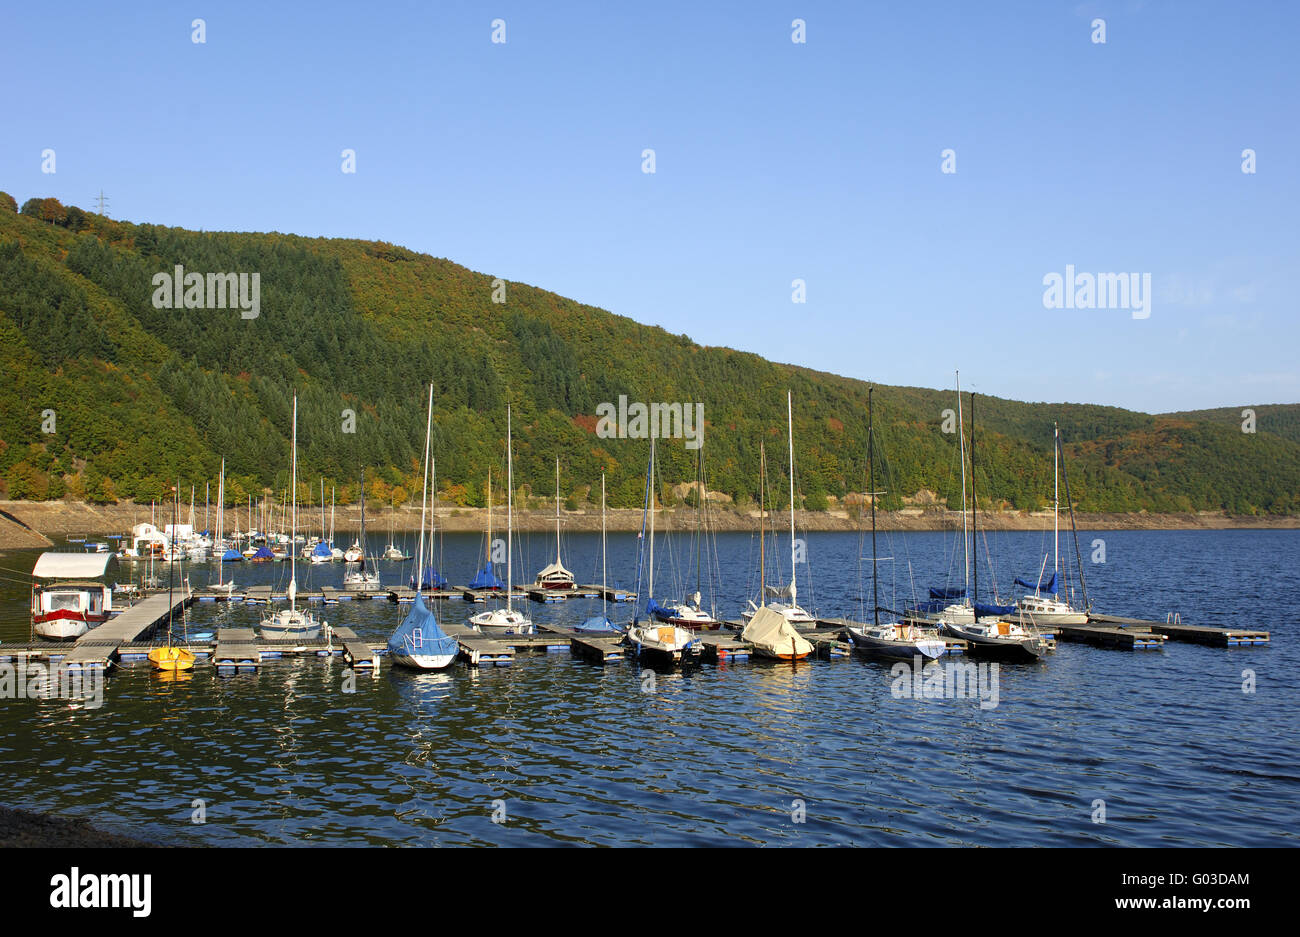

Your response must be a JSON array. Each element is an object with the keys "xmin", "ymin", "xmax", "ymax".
[
  {"xmin": 1089, "ymin": 614, "xmax": 1269, "ymax": 647},
  {"xmin": 441, "ymin": 622, "xmax": 515, "ymax": 666},
  {"xmin": 569, "ymin": 635, "xmax": 628, "ymax": 664},
  {"xmin": 213, "ymin": 627, "xmax": 261, "ymax": 670},
  {"xmin": 58, "ymin": 591, "xmax": 193, "ymax": 671},
  {"xmin": 332, "ymin": 625, "xmax": 379, "ymax": 671},
  {"xmin": 696, "ymin": 633, "xmax": 752, "ymax": 661}
]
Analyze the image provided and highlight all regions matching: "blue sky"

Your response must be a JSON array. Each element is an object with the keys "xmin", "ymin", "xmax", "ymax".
[{"xmin": 2, "ymin": 0, "xmax": 1296, "ymax": 413}]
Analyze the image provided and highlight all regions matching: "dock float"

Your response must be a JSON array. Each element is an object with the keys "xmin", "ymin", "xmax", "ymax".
[
  {"xmin": 1054, "ymin": 624, "xmax": 1166, "ymax": 650},
  {"xmin": 1089, "ymin": 614, "xmax": 1269, "ymax": 647},
  {"xmin": 441, "ymin": 623, "xmax": 515, "ymax": 666},
  {"xmin": 213, "ymin": 627, "xmax": 261, "ymax": 671},
  {"xmin": 569, "ymin": 635, "xmax": 628, "ymax": 664},
  {"xmin": 331, "ymin": 625, "xmax": 379, "ymax": 671},
  {"xmin": 696, "ymin": 633, "xmax": 751, "ymax": 661}
]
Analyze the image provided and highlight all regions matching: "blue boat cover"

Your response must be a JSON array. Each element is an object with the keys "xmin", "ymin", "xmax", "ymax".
[
  {"xmin": 312, "ymin": 540, "xmax": 333, "ymax": 559},
  {"xmin": 647, "ymin": 597, "xmax": 675, "ymax": 621},
  {"xmin": 575, "ymin": 615, "xmax": 622, "ymax": 634},
  {"xmin": 468, "ymin": 563, "xmax": 504, "ymax": 590},
  {"xmin": 221, "ymin": 548, "xmax": 243, "ymax": 562},
  {"xmin": 929, "ymin": 586, "xmax": 969, "ymax": 600},
  {"xmin": 251, "ymin": 546, "xmax": 274, "ymax": 560},
  {"xmin": 387, "ymin": 592, "xmax": 458, "ymax": 658},
  {"xmin": 974, "ymin": 601, "xmax": 1016, "ymax": 617},
  {"xmin": 410, "ymin": 567, "xmax": 448, "ymax": 590},
  {"xmin": 1014, "ymin": 571, "xmax": 1057, "ymax": 593}
]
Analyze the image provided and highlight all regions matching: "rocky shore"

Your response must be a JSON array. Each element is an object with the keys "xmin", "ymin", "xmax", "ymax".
[
  {"xmin": 2, "ymin": 499, "xmax": 1296, "ymax": 550},
  {"xmin": 0, "ymin": 805, "xmax": 161, "ymax": 848}
]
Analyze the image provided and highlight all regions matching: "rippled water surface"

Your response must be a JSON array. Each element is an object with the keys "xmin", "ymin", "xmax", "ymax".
[{"xmin": 1, "ymin": 528, "xmax": 1296, "ymax": 846}]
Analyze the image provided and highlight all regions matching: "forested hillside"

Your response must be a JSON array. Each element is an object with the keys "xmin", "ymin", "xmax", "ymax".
[{"xmin": 2, "ymin": 192, "xmax": 1298, "ymax": 517}]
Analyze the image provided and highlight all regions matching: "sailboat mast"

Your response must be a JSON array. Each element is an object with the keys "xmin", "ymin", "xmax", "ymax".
[
  {"xmin": 869, "ymin": 388, "xmax": 880, "ymax": 629},
  {"xmin": 759, "ymin": 441, "xmax": 766, "ymax": 602},
  {"xmin": 430, "ymin": 457, "xmax": 437, "ymax": 584},
  {"xmin": 554, "ymin": 457, "xmax": 561, "ymax": 563},
  {"xmin": 290, "ymin": 395, "xmax": 297, "ymax": 613},
  {"xmin": 358, "ymin": 468, "xmax": 366, "ymax": 574},
  {"xmin": 956, "ymin": 371, "xmax": 969, "ymax": 601},
  {"xmin": 415, "ymin": 385, "xmax": 432, "ymax": 593},
  {"xmin": 787, "ymin": 391, "xmax": 796, "ymax": 602},
  {"xmin": 970, "ymin": 392, "xmax": 978, "ymax": 607},
  {"xmin": 1053, "ymin": 422, "xmax": 1060, "ymax": 596},
  {"xmin": 506, "ymin": 405, "xmax": 513, "ymax": 611},
  {"xmin": 601, "ymin": 472, "xmax": 607, "ymax": 621},
  {"xmin": 695, "ymin": 450, "xmax": 703, "ymax": 597},
  {"xmin": 217, "ymin": 458, "xmax": 225, "ymax": 588},
  {"xmin": 648, "ymin": 436, "xmax": 656, "ymax": 601},
  {"xmin": 486, "ymin": 466, "xmax": 493, "ymax": 566}
]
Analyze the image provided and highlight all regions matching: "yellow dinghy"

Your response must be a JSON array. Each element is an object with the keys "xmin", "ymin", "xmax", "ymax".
[{"xmin": 148, "ymin": 645, "xmax": 195, "ymax": 672}]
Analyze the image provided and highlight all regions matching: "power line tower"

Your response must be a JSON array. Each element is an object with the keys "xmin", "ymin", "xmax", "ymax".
[{"xmin": 93, "ymin": 189, "xmax": 109, "ymax": 217}]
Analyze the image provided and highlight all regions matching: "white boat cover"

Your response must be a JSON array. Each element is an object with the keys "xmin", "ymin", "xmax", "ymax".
[
  {"xmin": 534, "ymin": 560, "xmax": 573, "ymax": 582},
  {"xmin": 32, "ymin": 552, "xmax": 115, "ymax": 579},
  {"xmin": 741, "ymin": 606, "xmax": 813, "ymax": 657}
]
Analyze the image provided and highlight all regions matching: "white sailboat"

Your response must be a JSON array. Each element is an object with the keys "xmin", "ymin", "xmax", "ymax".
[
  {"xmin": 650, "ymin": 448, "xmax": 722, "ymax": 630},
  {"xmin": 533, "ymin": 457, "xmax": 575, "ymax": 590},
  {"xmin": 626, "ymin": 436, "xmax": 699, "ymax": 662},
  {"xmin": 471, "ymin": 405, "xmax": 534, "ymax": 635},
  {"xmin": 260, "ymin": 397, "xmax": 324, "ymax": 640},
  {"xmin": 211, "ymin": 458, "xmax": 237, "ymax": 595},
  {"xmin": 343, "ymin": 471, "xmax": 383, "ymax": 592},
  {"xmin": 743, "ymin": 391, "xmax": 815, "ymax": 628},
  {"xmin": 1014, "ymin": 422, "xmax": 1089, "ymax": 625}
]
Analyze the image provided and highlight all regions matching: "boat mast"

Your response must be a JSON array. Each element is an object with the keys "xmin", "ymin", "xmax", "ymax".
[
  {"xmin": 759, "ymin": 441, "xmax": 766, "ymax": 606},
  {"xmin": 415, "ymin": 385, "xmax": 432, "ymax": 593},
  {"xmin": 970, "ymin": 392, "xmax": 977, "ymax": 609},
  {"xmin": 358, "ymin": 468, "xmax": 366, "ymax": 574},
  {"xmin": 554, "ymin": 457, "xmax": 562, "ymax": 565},
  {"xmin": 956, "ymin": 371, "xmax": 969, "ymax": 602},
  {"xmin": 1053, "ymin": 421, "xmax": 1059, "ymax": 597},
  {"xmin": 486, "ymin": 465, "xmax": 493, "ymax": 569},
  {"xmin": 1059, "ymin": 427, "xmax": 1091, "ymax": 612},
  {"xmin": 648, "ymin": 436, "xmax": 656, "ymax": 603},
  {"xmin": 430, "ymin": 457, "xmax": 437, "ymax": 585},
  {"xmin": 289, "ymin": 395, "xmax": 297, "ymax": 614},
  {"xmin": 869, "ymin": 388, "xmax": 880, "ymax": 629},
  {"xmin": 601, "ymin": 472, "xmax": 608, "ymax": 622},
  {"xmin": 506, "ymin": 405, "xmax": 513, "ymax": 612},
  {"xmin": 787, "ymin": 390, "xmax": 797, "ymax": 606},
  {"xmin": 695, "ymin": 449, "xmax": 703, "ymax": 602},
  {"xmin": 217, "ymin": 458, "xmax": 225, "ymax": 588}
]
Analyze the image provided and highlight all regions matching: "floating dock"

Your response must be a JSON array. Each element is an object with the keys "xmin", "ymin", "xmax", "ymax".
[
  {"xmin": 33, "ymin": 591, "xmax": 195, "ymax": 672},
  {"xmin": 1054, "ymin": 623, "xmax": 1166, "ymax": 650},
  {"xmin": 1089, "ymin": 614, "xmax": 1269, "ymax": 647}
]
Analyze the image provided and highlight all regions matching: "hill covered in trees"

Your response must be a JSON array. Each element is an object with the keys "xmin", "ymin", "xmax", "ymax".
[{"xmin": 2, "ymin": 191, "xmax": 1298, "ymax": 518}]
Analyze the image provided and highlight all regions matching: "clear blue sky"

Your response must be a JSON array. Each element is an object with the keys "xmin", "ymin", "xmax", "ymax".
[{"xmin": 3, "ymin": 1, "xmax": 1296, "ymax": 413}]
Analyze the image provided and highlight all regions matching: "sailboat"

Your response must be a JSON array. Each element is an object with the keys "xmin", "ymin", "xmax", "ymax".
[
  {"xmin": 650, "ymin": 448, "xmax": 722, "ymax": 630},
  {"xmin": 260, "ymin": 397, "xmax": 324, "ymax": 641},
  {"xmin": 149, "ymin": 489, "xmax": 195, "ymax": 671},
  {"xmin": 470, "ymin": 406, "xmax": 534, "ymax": 635},
  {"xmin": 1013, "ymin": 423, "xmax": 1090, "ymax": 625},
  {"xmin": 533, "ymin": 458, "xmax": 575, "ymax": 590},
  {"xmin": 939, "ymin": 393, "xmax": 1049, "ymax": 662},
  {"xmin": 468, "ymin": 467, "xmax": 504, "ymax": 592},
  {"xmin": 576, "ymin": 473, "xmax": 622, "ymax": 634},
  {"xmin": 310, "ymin": 480, "xmax": 333, "ymax": 564},
  {"xmin": 626, "ymin": 436, "xmax": 700, "ymax": 663},
  {"xmin": 388, "ymin": 385, "xmax": 459, "ymax": 669},
  {"xmin": 846, "ymin": 388, "xmax": 949, "ymax": 660},
  {"xmin": 743, "ymin": 391, "xmax": 816, "ymax": 628},
  {"xmin": 382, "ymin": 498, "xmax": 411, "ymax": 561},
  {"xmin": 212, "ymin": 458, "xmax": 238, "ymax": 594},
  {"xmin": 343, "ymin": 471, "xmax": 382, "ymax": 592},
  {"xmin": 410, "ymin": 458, "xmax": 448, "ymax": 591}
]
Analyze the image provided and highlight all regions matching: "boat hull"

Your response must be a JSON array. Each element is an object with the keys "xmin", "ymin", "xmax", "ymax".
[
  {"xmin": 390, "ymin": 651, "xmax": 456, "ymax": 670},
  {"xmin": 940, "ymin": 622, "xmax": 1047, "ymax": 662}
]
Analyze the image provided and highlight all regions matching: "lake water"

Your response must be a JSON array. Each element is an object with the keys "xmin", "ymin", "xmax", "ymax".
[{"xmin": 1, "ymin": 527, "xmax": 1296, "ymax": 846}]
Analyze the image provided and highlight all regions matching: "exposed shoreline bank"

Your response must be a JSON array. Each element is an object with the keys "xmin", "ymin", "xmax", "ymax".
[
  {"xmin": 0, "ymin": 805, "xmax": 162, "ymax": 848},
  {"xmin": 2, "ymin": 499, "xmax": 1297, "ymax": 549}
]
